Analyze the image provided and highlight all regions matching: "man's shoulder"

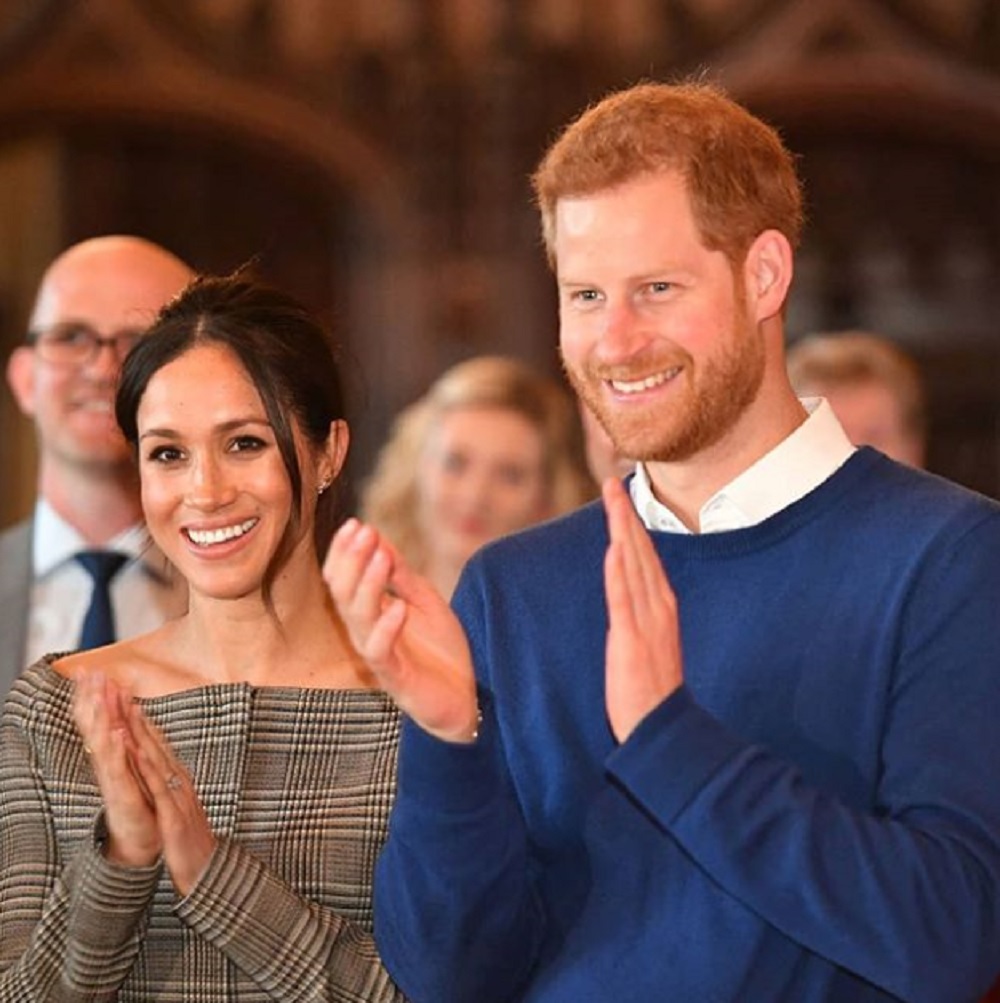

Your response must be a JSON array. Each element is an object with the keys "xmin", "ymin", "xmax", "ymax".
[
  {"xmin": 458, "ymin": 498, "xmax": 608, "ymax": 600},
  {"xmin": 483, "ymin": 497, "xmax": 608, "ymax": 563},
  {"xmin": 0, "ymin": 517, "xmax": 32, "ymax": 574},
  {"xmin": 799, "ymin": 451, "xmax": 1000, "ymax": 575},
  {"xmin": 842, "ymin": 450, "xmax": 1000, "ymax": 528},
  {"xmin": 0, "ymin": 515, "xmax": 32, "ymax": 545}
]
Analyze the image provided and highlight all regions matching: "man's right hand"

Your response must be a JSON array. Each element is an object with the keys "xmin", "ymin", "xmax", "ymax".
[{"xmin": 324, "ymin": 519, "xmax": 481, "ymax": 744}]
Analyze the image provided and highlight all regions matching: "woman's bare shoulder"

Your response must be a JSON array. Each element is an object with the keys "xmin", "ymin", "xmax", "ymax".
[{"xmin": 52, "ymin": 627, "xmax": 174, "ymax": 690}]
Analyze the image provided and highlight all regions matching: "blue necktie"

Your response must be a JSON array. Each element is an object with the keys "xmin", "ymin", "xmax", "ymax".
[{"xmin": 75, "ymin": 551, "xmax": 128, "ymax": 650}]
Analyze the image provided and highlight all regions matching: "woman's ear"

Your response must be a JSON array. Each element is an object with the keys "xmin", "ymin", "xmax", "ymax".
[
  {"xmin": 317, "ymin": 419, "xmax": 350, "ymax": 492},
  {"xmin": 743, "ymin": 229, "xmax": 793, "ymax": 323}
]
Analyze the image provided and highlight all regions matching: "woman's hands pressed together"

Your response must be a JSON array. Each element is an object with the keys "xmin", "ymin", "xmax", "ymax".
[{"xmin": 73, "ymin": 670, "xmax": 216, "ymax": 896}]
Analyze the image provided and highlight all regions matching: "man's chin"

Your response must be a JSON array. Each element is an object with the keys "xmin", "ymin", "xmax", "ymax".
[{"xmin": 63, "ymin": 445, "xmax": 136, "ymax": 474}]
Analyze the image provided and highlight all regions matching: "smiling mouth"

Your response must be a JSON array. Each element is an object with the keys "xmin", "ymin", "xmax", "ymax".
[
  {"xmin": 608, "ymin": 367, "xmax": 681, "ymax": 395},
  {"xmin": 185, "ymin": 518, "xmax": 259, "ymax": 547}
]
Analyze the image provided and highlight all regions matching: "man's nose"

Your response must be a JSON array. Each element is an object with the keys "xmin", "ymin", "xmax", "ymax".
[
  {"xmin": 598, "ymin": 299, "xmax": 647, "ymax": 359},
  {"xmin": 83, "ymin": 337, "xmax": 123, "ymax": 379}
]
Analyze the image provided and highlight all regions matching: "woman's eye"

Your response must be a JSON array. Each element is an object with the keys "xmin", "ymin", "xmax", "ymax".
[
  {"xmin": 441, "ymin": 452, "xmax": 468, "ymax": 475},
  {"xmin": 148, "ymin": 445, "xmax": 183, "ymax": 464},
  {"xmin": 496, "ymin": 464, "xmax": 529, "ymax": 487},
  {"xmin": 230, "ymin": 435, "xmax": 266, "ymax": 453}
]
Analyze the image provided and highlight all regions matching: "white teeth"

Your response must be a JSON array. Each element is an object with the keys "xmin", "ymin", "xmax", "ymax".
[
  {"xmin": 186, "ymin": 518, "xmax": 258, "ymax": 547},
  {"xmin": 78, "ymin": 400, "xmax": 113, "ymax": 412},
  {"xmin": 610, "ymin": 368, "xmax": 680, "ymax": 394}
]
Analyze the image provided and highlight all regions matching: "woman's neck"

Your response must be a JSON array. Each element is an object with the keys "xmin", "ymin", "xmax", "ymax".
[{"xmin": 119, "ymin": 565, "xmax": 376, "ymax": 696}]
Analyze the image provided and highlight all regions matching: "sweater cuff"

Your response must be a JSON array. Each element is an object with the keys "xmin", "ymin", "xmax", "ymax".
[
  {"xmin": 606, "ymin": 685, "xmax": 745, "ymax": 824},
  {"xmin": 395, "ymin": 693, "xmax": 500, "ymax": 817},
  {"xmin": 64, "ymin": 820, "xmax": 162, "ymax": 988},
  {"xmin": 175, "ymin": 838, "xmax": 327, "ymax": 974},
  {"xmin": 176, "ymin": 838, "xmax": 397, "ymax": 1001},
  {"xmin": 175, "ymin": 838, "xmax": 269, "ymax": 941}
]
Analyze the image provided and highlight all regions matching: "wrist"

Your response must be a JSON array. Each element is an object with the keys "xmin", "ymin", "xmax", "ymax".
[
  {"xmin": 103, "ymin": 835, "xmax": 159, "ymax": 869},
  {"xmin": 431, "ymin": 702, "xmax": 483, "ymax": 745}
]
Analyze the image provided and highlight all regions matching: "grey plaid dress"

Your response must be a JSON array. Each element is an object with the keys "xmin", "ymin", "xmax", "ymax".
[{"xmin": 0, "ymin": 656, "xmax": 406, "ymax": 1001}]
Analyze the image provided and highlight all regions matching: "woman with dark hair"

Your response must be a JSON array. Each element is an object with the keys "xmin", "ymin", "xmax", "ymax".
[{"xmin": 0, "ymin": 273, "xmax": 405, "ymax": 1000}]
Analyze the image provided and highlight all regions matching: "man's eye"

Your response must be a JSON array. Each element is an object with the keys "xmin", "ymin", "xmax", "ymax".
[
  {"xmin": 52, "ymin": 324, "xmax": 93, "ymax": 346},
  {"xmin": 117, "ymin": 329, "xmax": 145, "ymax": 353}
]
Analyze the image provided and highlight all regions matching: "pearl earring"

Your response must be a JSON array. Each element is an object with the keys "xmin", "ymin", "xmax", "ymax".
[{"xmin": 318, "ymin": 477, "xmax": 332, "ymax": 496}]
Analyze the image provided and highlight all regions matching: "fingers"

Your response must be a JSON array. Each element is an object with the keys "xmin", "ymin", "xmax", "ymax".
[
  {"xmin": 604, "ymin": 537, "xmax": 636, "ymax": 634},
  {"xmin": 125, "ymin": 702, "xmax": 216, "ymax": 896},
  {"xmin": 602, "ymin": 477, "xmax": 685, "ymax": 742},
  {"xmin": 363, "ymin": 595, "xmax": 408, "ymax": 671},
  {"xmin": 325, "ymin": 518, "xmax": 378, "ymax": 595},
  {"xmin": 325, "ymin": 519, "xmax": 409, "ymax": 665},
  {"xmin": 326, "ymin": 520, "xmax": 385, "ymax": 613},
  {"xmin": 602, "ymin": 477, "xmax": 675, "ymax": 619},
  {"xmin": 126, "ymin": 703, "xmax": 187, "ymax": 798},
  {"xmin": 74, "ymin": 671, "xmax": 135, "ymax": 779},
  {"xmin": 74, "ymin": 670, "xmax": 162, "ymax": 866}
]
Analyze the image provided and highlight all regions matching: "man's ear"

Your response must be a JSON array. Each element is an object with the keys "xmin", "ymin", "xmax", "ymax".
[
  {"xmin": 6, "ymin": 346, "xmax": 37, "ymax": 418},
  {"xmin": 744, "ymin": 229, "xmax": 793, "ymax": 323}
]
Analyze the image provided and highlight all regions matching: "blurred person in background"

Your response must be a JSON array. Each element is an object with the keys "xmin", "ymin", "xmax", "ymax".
[
  {"xmin": 786, "ymin": 330, "xmax": 926, "ymax": 467},
  {"xmin": 1, "ymin": 236, "xmax": 193, "ymax": 699},
  {"xmin": 361, "ymin": 355, "xmax": 596, "ymax": 597}
]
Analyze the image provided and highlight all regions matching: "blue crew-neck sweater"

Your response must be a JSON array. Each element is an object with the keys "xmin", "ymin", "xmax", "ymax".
[{"xmin": 374, "ymin": 449, "xmax": 1000, "ymax": 1003}]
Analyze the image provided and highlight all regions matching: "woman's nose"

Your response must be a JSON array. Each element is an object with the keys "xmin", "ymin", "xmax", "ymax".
[{"xmin": 187, "ymin": 457, "xmax": 237, "ymax": 509}]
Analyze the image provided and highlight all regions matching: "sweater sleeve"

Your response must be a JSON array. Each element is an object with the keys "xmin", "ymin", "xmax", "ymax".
[
  {"xmin": 0, "ymin": 672, "xmax": 159, "ymax": 1001},
  {"xmin": 373, "ymin": 705, "xmax": 543, "ymax": 1003},
  {"xmin": 606, "ymin": 511, "xmax": 1000, "ymax": 1003},
  {"xmin": 176, "ymin": 836, "xmax": 406, "ymax": 1003}
]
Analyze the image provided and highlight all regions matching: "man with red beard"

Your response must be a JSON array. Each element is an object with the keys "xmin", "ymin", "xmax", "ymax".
[
  {"xmin": 1, "ymin": 236, "xmax": 192, "ymax": 697},
  {"xmin": 327, "ymin": 81, "xmax": 1000, "ymax": 1002}
]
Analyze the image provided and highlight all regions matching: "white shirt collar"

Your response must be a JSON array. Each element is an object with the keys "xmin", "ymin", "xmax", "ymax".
[
  {"xmin": 33, "ymin": 497, "xmax": 153, "ymax": 577},
  {"xmin": 630, "ymin": 397, "xmax": 856, "ymax": 534}
]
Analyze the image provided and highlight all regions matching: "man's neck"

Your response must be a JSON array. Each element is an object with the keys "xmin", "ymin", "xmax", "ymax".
[
  {"xmin": 39, "ymin": 463, "xmax": 143, "ymax": 545},
  {"xmin": 644, "ymin": 391, "xmax": 808, "ymax": 533}
]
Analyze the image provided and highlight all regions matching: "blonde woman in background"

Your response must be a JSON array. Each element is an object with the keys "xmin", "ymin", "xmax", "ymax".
[{"xmin": 362, "ymin": 355, "xmax": 597, "ymax": 597}]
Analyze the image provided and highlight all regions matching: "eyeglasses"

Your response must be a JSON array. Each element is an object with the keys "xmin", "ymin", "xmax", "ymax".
[{"xmin": 26, "ymin": 322, "xmax": 146, "ymax": 367}]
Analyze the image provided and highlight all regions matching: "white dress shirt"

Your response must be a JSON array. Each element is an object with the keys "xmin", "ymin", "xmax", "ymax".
[
  {"xmin": 27, "ymin": 499, "xmax": 187, "ymax": 662},
  {"xmin": 630, "ymin": 398, "xmax": 856, "ymax": 534}
]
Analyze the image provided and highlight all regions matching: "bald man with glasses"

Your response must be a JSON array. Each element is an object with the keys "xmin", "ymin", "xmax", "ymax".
[{"xmin": 1, "ymin": 235, "xmax": 194, "ymax": 698}]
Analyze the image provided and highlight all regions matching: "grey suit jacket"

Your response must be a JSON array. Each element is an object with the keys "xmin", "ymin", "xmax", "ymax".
[{"xmin": 0, "ymin": 517, "xmax": 32, "ymax": 702}]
